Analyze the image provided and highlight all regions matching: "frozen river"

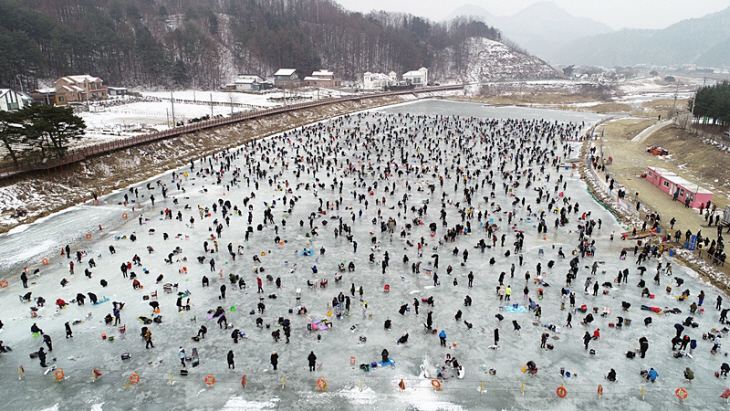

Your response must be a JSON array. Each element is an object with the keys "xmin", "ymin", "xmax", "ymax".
[{"xmin": 0, "ymin": 100, "xmax": 728, "ymax": 411}]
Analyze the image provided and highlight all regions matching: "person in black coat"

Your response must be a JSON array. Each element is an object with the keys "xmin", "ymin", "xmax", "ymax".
[
  {"xmin": 381, "ymin": 349, "xmax": 390, "ymax": 363},
  {"xmin": 227, "ymin": 350, "xmax": 235, "ymax": 369},
  {"xmin": 197, "ymin": 325, "xmax": 207, "ymax": 339},
  {"xmin": 271, "ymin": 351, "xmax": 279, "ymax": 370},
  {"xmin": 307, "ymin": 351, "xmax": 317, "ymax": 372},
  {"xmin": 606, "ymin": 368, "xmax": 617, "ymax": 382},
  {"xmin": 37, "ymin": 347, "xmax": 47, "ymax": 367},
  {"xmin": 639, "ymin": 336, "xmax": 649, "ymax": 358}
]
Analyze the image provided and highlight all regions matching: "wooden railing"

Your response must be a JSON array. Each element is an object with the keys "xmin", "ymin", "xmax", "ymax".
[{"xmin": 0, "ymin": 85, "xmax": 463, "ymax": 181}]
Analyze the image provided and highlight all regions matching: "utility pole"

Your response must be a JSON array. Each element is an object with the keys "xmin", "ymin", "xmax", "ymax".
[
  {"xmin": 671, "ymin": 81, "xmax": 679, "ymax": 118},
  {"xmin": 171, "ymin": 91, "xmax": 175, "ymax": 127},
  {"xmin": 210, "ymin": 93, "xmax": 213, "ymax": 118},
  {"xmin": 600, "ymin": 130, "xmax": 605, "ymax": 169},
  {"xmin": 695, "ymin": 172, "xmax": 703, "ymax": 206}
]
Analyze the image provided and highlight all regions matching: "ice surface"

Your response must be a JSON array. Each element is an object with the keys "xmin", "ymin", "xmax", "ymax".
[{"xmin": 0, "ymin": 100, "xmax": 728, "ymax": 411}]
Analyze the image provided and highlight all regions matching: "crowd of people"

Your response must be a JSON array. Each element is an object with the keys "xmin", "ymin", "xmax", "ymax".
[{"xmin": 2, "ymin": 110, "xmax": 729, "ymax": 404}]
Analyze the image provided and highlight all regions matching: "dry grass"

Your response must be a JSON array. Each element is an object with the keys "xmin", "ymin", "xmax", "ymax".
[
  {"xmin": 599, "ymin": 118, "xmax": 656, "ymax": 141},
  {"xmin": 471, "ymin": 93, "xmax": 607, "ymax": 105},
  {"xmin": 454, "ymin": 95, "xmax": 632, "ymax": 114},
  {"xmin": 630, "ymin": 98, "xmax": 689, "ymax": 118},
  {"xmin": 555, "ymin": 102, "xmax": 633, "ymax": 114}
]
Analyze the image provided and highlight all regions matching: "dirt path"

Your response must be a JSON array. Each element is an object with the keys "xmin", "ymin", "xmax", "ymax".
[
  {"xmin": 631, "ymin": 120, "xmax": 672, "ymax": 142},
  {"xmin": 585, "ymin": 117, "xmax": 730, "ymax": 294}
]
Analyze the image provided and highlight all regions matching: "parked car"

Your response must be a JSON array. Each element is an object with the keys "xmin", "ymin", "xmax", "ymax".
[{"xmin": 647, "ymin": 146, "xmax": 669, "ymax": 156}]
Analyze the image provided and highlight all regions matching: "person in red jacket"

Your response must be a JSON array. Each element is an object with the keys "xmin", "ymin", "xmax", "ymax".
[
  {"xmin": 257, "ymin": 277, "xmax": 263, "ymax": 293},
  {"xmin": 593, "ymin": 329, "xmax": 601, "ymax": 339}
]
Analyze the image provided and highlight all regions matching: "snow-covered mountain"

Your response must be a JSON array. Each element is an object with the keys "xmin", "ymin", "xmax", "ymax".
[
  {"xmin": 433, "ymin": 38, "xmax": 560, "ymax": 83},
  {"xmin": 446, "ymin": 2, "xmax": 614, "ymax": 63}
]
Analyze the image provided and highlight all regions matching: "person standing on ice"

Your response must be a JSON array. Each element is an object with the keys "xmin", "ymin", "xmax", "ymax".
[
  {"xmin": 583, "ymin": 332, "xmax": 592, "ymax": 350},
  {"xmin": 179, "ymin": 347, "xmax": 186, "ymax": 367},
  {"xmin": 270, "ymin": 351, "xmax": 278, "ymax": 370},
  {"xmin": 639, "ymin": 337, "xmax": 649, "ymax": 358},
  {"xmin": 144, "ymin": 329, "xmax": 154, "ymax": 348},
  {"xmin": 43, "ymin": 334, "xmax": 53, "ymax": 351},
  {"xmin": 439, "ymin": 330, "xmax": 447, "ymax": 347},
  {"xmin": 307, "ymin": 351, "xmax": 317, "ymax": 372},
  {"xmin": 37, "ymin": 347, "xmax": 47, "ymax": 367},
  {"xmin": 227, "ymin": 350, "xmax": 235, "ymax": 369}
]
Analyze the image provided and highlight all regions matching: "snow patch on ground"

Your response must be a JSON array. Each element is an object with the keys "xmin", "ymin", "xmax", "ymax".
[{"xmin": 220, "ymin": 397, "xmax": 278, "ymax": 410}]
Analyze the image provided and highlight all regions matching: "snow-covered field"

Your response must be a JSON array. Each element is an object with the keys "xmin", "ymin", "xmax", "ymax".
[
  {"xmin": 0, "ymin": 100, "xmax": 729, "ymax": 411},
  {"xmin": 139, "ymin": 89, "xmax": 350, "ymax": 108},
  {"xmin": 71, "ymin": 88, "xmax": 358, "ymax": 150}
]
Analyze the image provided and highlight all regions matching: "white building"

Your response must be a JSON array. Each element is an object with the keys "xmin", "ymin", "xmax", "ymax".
[
  {"xmin": 402, "ymin": 67, "xmax": 428, "ymax": 87},
  {"xmin": 363, "ymin": 71, "xmax": 397, "ymax": 90},
  {"xmin": 0, "ymin": 89, "xmax": 33, "ymax": 111},
  {"xmin": 274, "ymin": 68, "xmax": 300, "ymax": 89},
  {"xmin": 303, "ymin": 70, "xmax": 340, "ymax": 87},
  {"xmin": 225, "ymin": 74, "xmax": 267, "ymax": 92}
]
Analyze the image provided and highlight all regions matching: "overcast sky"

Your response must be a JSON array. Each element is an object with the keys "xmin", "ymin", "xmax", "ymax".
[{"xmin": 332, "ymin": 0, "xmax": 730, "ymax": 30}]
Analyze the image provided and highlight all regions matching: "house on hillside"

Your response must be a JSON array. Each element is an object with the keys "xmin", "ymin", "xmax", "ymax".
[
  {"xmin": 108, "ymin": 87, "xmax": 127, "ymax": 97},
  {"xmin": 30, "ymin": 88, "xmax": 61, "ymax": 105},
  {"xmin": 302, "ymin": 70, "xmax": 340, "ymax": 87},
  {"xmin": 274, "ymin": 69, "xmax": 300, "ymax": 89},
  {"xmin": 0, "ymin": 89, "xmax": 33, "ymax": 111},
  {"xmin": 645, "ymin": 166, "xmax": 712, "ymax": 208},
  {"xmin": 225, "ymin": 74, "xmax": 272, "ymax": 92},
  {"xmin": 363, "ymin": 71, "xmax": 397, "ymax": 90},
  {"xmin": 402, "ymin": 67, "xmax": 428, "ymax": 87},
  {"xmin": 54, "ymin": 75, "xmax": 108, "ymax": 104}
]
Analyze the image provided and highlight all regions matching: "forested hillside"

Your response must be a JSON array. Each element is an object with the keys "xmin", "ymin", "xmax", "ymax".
[{"xmin": 0, "ymin": 0, "xmax": 506, "ymax": 89}]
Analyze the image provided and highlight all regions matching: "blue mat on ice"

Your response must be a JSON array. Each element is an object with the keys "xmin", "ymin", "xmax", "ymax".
[{"xmin": 504, "ymin": 305, "xmax": 527, "ymax": 313}]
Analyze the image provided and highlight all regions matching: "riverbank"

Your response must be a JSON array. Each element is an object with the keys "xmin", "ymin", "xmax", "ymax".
[
  {"xmin": 579, "ymin": 124, "xmax": 730, "ymax": 296},
  {"xmin": 0, "ymin": 95, "xmax": 409, "ymax": 234}
]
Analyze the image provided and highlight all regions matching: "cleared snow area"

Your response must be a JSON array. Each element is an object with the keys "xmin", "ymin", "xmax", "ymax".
[{"xmin": 0, "ymin": 100, "xmax": 728, "ymax": 411}]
